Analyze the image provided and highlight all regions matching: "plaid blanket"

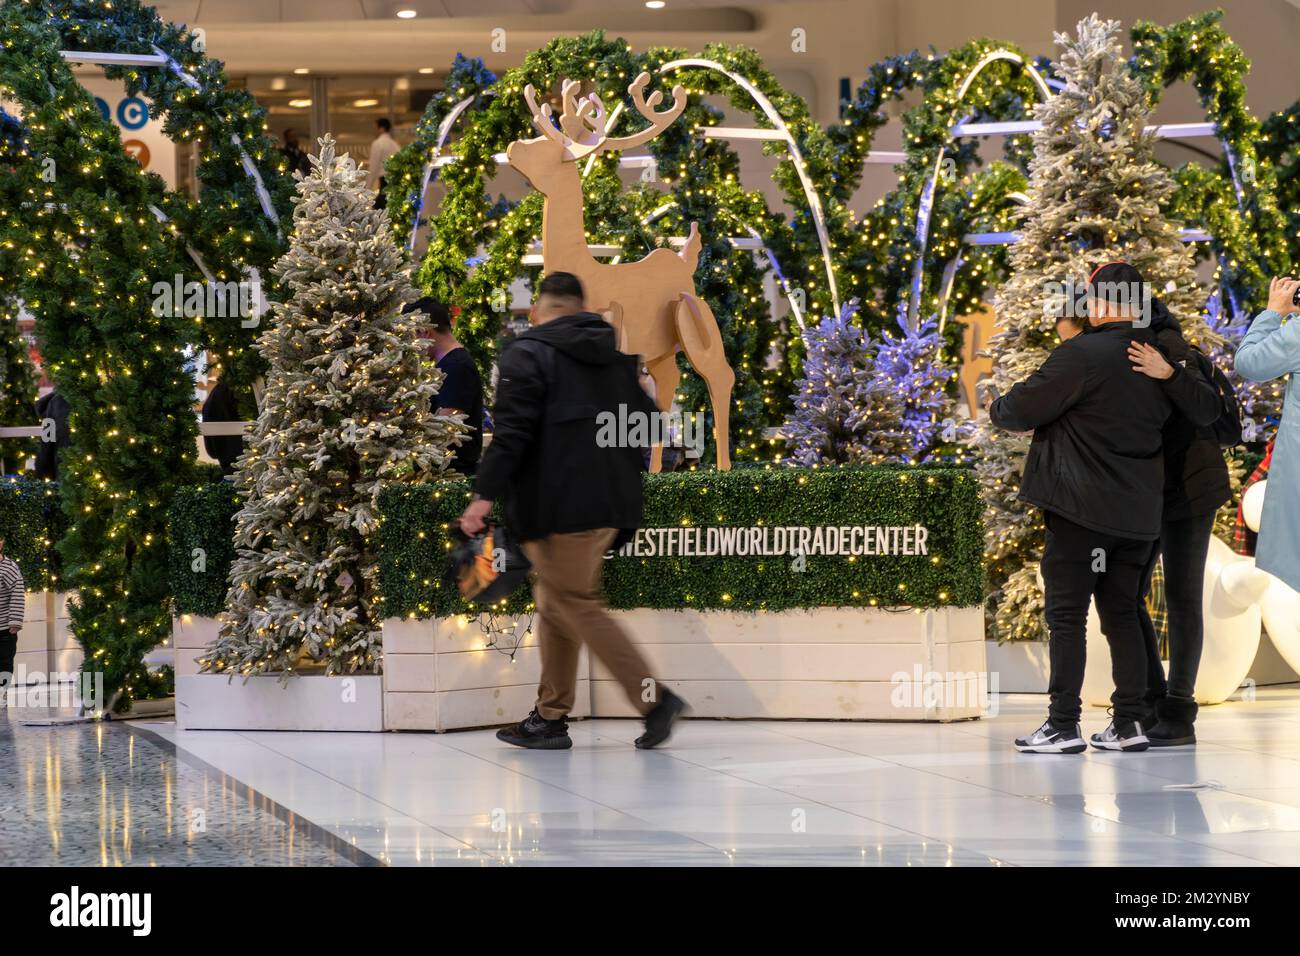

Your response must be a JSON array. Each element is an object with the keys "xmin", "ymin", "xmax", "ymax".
[{"xmin": 1234, "ymin": 441, "xmax": 1275, "ymax": 556}]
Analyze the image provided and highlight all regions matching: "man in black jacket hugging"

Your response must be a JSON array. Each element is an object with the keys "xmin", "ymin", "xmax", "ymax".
[
  {"xmin": 459, "ymin": 272, "xmax": 689, "ymax": 750},
  {"xmin": 992, "ymin": 263, "xmax": 1216, "ymax": 754}
]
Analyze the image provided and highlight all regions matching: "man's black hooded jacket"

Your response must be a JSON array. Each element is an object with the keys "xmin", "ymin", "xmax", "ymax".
[
  {"xmin": 475, "ymin": 312, "xmax": 660, "ymax": 542},
  {"xmin": 990, "ymin": 320, "xmax": 1184, "ymax": 540}
]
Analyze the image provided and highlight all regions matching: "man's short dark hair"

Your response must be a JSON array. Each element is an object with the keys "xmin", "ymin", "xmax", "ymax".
[
  {"xmin": 402, "ymin": 296, "xmax": 451, "ymax": 330},
  {"xmin": 537, "ymin": 271, "xmax": 584, "ymax": 304},
  {"xmin": 376, "ymin": 118, "xmax": 392, "ymax": 132}
]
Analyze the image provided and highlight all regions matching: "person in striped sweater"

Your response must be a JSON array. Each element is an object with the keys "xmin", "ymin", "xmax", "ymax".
[{"xmin": 0, "ymin": 535, "xmax": 24, "ymax": 699}]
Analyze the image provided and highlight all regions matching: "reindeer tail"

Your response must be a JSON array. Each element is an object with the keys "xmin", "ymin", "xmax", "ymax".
[{"xmin": 679, "ymin": 221, "xmax": 701, "ymax": 272}]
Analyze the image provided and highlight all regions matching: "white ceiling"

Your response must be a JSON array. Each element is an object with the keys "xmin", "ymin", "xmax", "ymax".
[{"xmin": 153, "ymin": 0, "xmax": 793, "ymax": 24}]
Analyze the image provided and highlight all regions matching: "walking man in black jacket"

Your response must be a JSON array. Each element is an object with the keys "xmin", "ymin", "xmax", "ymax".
[
  {"xmin": 992, "ymin": 262, "xmax": 1197, "ymax": 753},
  {"xmin": 459, "ymin": 272, "xmax": 689, "ymax": 750}
]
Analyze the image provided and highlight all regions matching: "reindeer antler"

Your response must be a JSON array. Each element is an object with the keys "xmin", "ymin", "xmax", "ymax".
[
  {"xmin": 523, "ymin": 79, "xmax": 606, "ymax": 160},
  {"xmin": 521, "ymin": 72, "xmax": 684, "ymax": 162},
  {"xmin": 600, "ymin": 72, "xmax": 686, "ymax": 152}
]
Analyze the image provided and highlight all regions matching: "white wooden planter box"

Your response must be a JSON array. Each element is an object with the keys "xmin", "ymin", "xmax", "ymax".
[
  {"xmin": 13, "ymin": 591, "xmax": 79, "ymax": 685},
  {"xmin": 984, "ymin": 639, "xmax": 1051, "ymax": 694},
  {"xmin": 985, "ymin": 631, "xmax": 1299, "ymax": 699},
  {"xmin": 172, "ymin": 615, "xmax": 385, "ymax": 731},
  {"xmin": 383, "ymin": 605, "xmax": 986, "ymax": 731},
  {"xmin": 383, "ymin": 614, "xmax": 591, "ymax": 732}
]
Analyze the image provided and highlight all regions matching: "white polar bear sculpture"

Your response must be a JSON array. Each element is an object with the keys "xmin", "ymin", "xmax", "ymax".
[
  {"xmin": 1080, "ymin": 535, "xmax": 1270, "ymax": 706},
  {"xmin": 1243, "ymin": 480, "xmax": 1300, "ymax": 677}
]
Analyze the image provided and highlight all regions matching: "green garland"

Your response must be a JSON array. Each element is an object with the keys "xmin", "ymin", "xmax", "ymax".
[
  {"xmin": 47, "ymin": 0, "xmax": 295, "ymax": 411},
  {"xmin": 404, "ymin": 33, "xmax": 812, "ymax": 463},
  {"xmin": 0, "ymin": 108, "xmax": 36, "ymax": 469},
  {"xmin": 382, "ymin": 53, "xmax": 498, "ymax": 246},
  {"xmin": 1131, "ymin": 10, "xmax": 1291, "ymax": 312},
  {"xmin": 1259, "ymin": 99, "xmax": 1299, "ymax": 270},
  {"xmin": 850, "ymin": 39, "xmax": 1043, "ymax": 356},
  {"xmin": 0, "ymin": 5, "xmax": 190, "ymax": 709},
  {"xmin": 0, "ymin": 0, "xmax": 295, "ymax": 709}
]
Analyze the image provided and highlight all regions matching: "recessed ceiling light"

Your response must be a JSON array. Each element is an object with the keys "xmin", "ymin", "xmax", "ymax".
[
  {"xmin": 396, "ymin": 8, "xmax": 417, "ymax": 17},
  {"xmin": 293, "ymin": 68, "xmax": 310, "ymax": 75},
  {"xmin": 353, "ymin": 98, "xmax": 380, "ymax": 108},
  {"xmin": 645, "ymin": 0, "xmax": 666, "ymax": 8},
  {"xmin": 288, "ymin": 98, "xmax": 312, "ymax": 108},
  {"xmin": 417, "ymin": 67, "xmax": 435, "ymax": 74}
]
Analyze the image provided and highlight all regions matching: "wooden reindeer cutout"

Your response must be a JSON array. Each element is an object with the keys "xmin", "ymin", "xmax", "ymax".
[{"xmin": 507, "ymin": 72, "xmax": 735, "ymax": 470}]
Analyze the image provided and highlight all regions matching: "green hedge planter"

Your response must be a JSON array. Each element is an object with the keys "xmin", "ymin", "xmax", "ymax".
[
  {"xmin": 0, "ymin": 476, "xmax": 64, "ymax": 591},
  {"xmin": 167, "ymin": 482, "xmax": 241, "ymax": 617},
  {"xmin": 375, "ymin": 465, "xmax": 984, "ymax": 620}
]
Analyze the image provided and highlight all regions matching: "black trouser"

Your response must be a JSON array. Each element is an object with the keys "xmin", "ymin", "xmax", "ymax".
[
  {"xmin": 1042, "ymin": 512, "xmax": 1153, "ymax": 727},
  {"xmin": 1138, "ymin": 510, "xmax": 1216, "ymax": 705},
  {"xmin": 0, "ymin": 629, "xmax": 17, "ymax": 690}
]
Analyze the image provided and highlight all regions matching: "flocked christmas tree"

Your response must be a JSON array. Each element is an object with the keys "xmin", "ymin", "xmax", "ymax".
[
  {"xmin": 202, "ymin": 136, "xmax": 464, "ymax": 678},
  {"xmin": 973, "ymin": 15, "xmax": 1211, "ymax": 642},
  {"xmin": 865, "ymin": 315, "xmax": 957, "ymax": 463},
  {"xmin": 784, "ymin": 300, "xmax": 958, "ymax": 467},
  {"xmin": 783, "ymin": 301, "xmax": 882, "ymax": 466}
]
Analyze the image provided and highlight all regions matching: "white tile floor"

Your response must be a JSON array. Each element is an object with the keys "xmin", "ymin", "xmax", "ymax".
[{"xmin": 142, "ymin": 689, "xmax": 1300, "ymax": 866}]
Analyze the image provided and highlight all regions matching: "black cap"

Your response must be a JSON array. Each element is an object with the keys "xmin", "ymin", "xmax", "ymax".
[{"xmin": 402, "ymin": 296, "xmax": 451, "ymax": 330}]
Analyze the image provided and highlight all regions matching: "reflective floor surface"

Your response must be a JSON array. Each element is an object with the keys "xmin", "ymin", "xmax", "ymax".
[{"xmin": 4, "ymin": 690, "xmax": 1300, "ymax": 866}]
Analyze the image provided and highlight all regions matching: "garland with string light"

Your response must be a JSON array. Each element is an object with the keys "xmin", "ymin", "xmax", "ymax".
[
  {"xmin": 1131, "ymin": 11, "xmax": 1290, "ymax": 311},
  {"xmin": 0, "ymin": 1, "xmax": 297, "ymax": 709},
  {"xmin": 1128, "ymin": 12, "xmax": 1293, "ymax": 471},
  {"xmin": 34, "ymin": 0, "xmax": 296, "ymax": 411},
  {"xmin": 0, "ymin": 4, "xmax": 200, "ymax": 709},
  {"xmin": 0, "ymin": 107, "xmax": 36, "ymax": 468},
  {"xmin": 851, "ymin": 39, "xmax": 1043, "ymax": 351},
  {"xmin": 1259, "ymin": 97, "xmax": 1300, "ymax": 275},
  {"xmin": 382, "ymin": 53, "xmax": 498, "ymax": 247}
]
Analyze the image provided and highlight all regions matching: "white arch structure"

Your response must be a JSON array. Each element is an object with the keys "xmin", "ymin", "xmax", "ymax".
[
  {"xmin": 905, "ymin": 50, "xmax": 1053, "ymax": 330},
  {"xmin": 924, "ymin": 51, "xmax": 1237, "ymax": 331},
  {"xmin": 659, "ymin": 57, "xmax": 841, "ymax": 317}
]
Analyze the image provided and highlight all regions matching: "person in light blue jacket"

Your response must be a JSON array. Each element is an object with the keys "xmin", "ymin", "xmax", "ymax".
[{"xmin": 1235, "ymin": 276, "xmax": 1300, "ymax": 592}]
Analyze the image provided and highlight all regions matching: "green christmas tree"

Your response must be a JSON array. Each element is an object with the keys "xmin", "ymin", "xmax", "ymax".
[
  {"xmin": 0, "ymin": 299, "xmax": 36, "ymax": 472},
  {"xmin": 202, "ymin": 136, "xmax": 464, "ymax": 678},
  {"xmin": 973, "ymin": 15, "xmax": 1210, "ymax": 642}
]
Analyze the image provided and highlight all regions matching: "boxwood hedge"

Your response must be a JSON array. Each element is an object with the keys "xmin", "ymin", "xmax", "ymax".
[
  {"xmin": 375, "ymin": 465, "xmax": 984, "ymax": 620},
  {"xmin": 0, "ymin": 476, "xmax": 65, "ymax": 590}
]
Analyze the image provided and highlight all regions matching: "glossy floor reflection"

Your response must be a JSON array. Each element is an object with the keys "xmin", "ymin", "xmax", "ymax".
[
  {"xmin": 6, "ymin": 691, "xmax": 1300, "ymax": 866},
  {"xmin": 128, "ymin": 688, "xmax": 1300, "ymax": 867},
  {"xmin": 0, "ymin": 706, "xmax": 369, "ymax": 866}
]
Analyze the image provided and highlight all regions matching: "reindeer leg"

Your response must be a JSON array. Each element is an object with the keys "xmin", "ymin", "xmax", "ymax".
[
  {"xmin": 674, "ymin": 294, "xmax": 734, "ymax": 471},
  {"xmin": 644, "ymin": 352, "xmax": 679, "ymax": 473},
  {"xmin": 602, "ymin": 301, "xmax": 627, "ymax": 352}
]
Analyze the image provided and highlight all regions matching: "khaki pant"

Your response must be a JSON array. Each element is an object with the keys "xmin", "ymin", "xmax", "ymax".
[{"xmin": 521, "ymin": 528, "xmax": 657, "ymax": 720}]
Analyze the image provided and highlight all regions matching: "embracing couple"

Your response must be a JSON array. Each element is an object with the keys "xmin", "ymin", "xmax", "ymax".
[{"xmin": 988, "ymin": 262, "xmax": 1243, "ymax": 754}]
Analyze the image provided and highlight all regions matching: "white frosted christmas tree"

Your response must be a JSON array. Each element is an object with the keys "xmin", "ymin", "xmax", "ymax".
[
  {"xmin": 203, "ymin": 136, "xmax": 464, "ymax": 677},
  {"xmin": 973, "ymin": 15, "xmax": 1211, "ymax": 642},
  {"xmin": 783, "ymin": 301, "xmax": 885, "ymax": 466}
]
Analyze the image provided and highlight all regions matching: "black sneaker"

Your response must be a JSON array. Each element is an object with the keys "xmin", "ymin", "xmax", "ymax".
[
  {"xmin": 496, "ymin": 709, "xmax": 572, "ymax": 750},
  {"xmin": 1090, "ymin": 718, "xmax": 1150, "ymax": 752},
  {"xmin": 1014, "ymin": 719, "xmax": 1086, "ymax": 754},
  {"xmin": 635, "ymin": 688, "xmax": 689, "ymax": 749}
]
